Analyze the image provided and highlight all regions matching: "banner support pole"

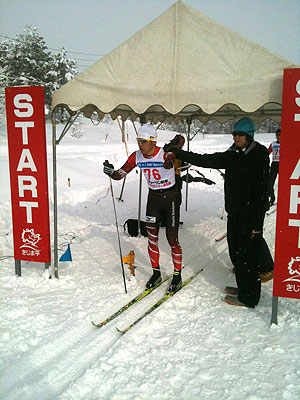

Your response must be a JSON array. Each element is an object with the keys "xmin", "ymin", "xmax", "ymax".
[
  {"xmin": 15, "ymin": 260, "xmax": 21, "ymax": 276},
  {"xmin": 52, "ymin": 111, "xmax": 59, "ymax": 278},
  {"xmin": 271, "ymin": 296, "xmax": 278, "ymax": 325}
]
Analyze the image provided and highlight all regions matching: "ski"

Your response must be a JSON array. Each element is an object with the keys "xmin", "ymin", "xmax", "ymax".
[
  {"xmin": 116, "ymin": 269, "xmax": 203, "ymax": 335},
  {"xmin": 215, "ymin": 232, "xmax": 227, "ymax": 242},
  {"xmin": 92, "ymin": 274, "xmax": 172, "ymax": 328}
]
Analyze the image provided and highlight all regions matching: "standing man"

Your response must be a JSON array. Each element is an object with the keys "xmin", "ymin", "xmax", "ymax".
[
  {"xmin": 268, "ymin": 128, "xmax": 281, "ymax": 206},
  {"xmin": 103, "ymin": 124, "xmax": 183, "ymax": 294},
  {"xmin": 171, "ymin": 134, "xmax": 186, "ymax": 207},
  {"xmin": 161, "ymin": 134, "xmax": 185, "ymax": 227},
  {"xmin": 164, "ymin": 117, "xmax": 270, "ymax": 308}
]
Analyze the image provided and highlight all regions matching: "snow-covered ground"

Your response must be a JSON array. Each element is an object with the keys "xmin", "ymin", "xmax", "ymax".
[{"xmin": 0, "ymin": 119, "xmax": 299, "ymax": 400}]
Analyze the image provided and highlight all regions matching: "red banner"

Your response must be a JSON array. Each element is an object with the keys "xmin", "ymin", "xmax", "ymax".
[
  {"xmin": 5, "ymin": 86, "xmax": 51, "ymax": 263},
  {"xmin": 273, "ymin": 69, "xmax": 300, "ymax": 299}
]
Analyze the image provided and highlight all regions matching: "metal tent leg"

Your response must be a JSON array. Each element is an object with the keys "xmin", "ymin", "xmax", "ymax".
[{"xmin": 185, "ymin": 119, "xmax": 191, "ymax": 211}]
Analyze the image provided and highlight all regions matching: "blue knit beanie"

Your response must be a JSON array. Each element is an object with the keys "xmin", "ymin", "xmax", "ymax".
[{"xmin": 233, "ymin": 117, "xmax": 255, "ymax": 138}]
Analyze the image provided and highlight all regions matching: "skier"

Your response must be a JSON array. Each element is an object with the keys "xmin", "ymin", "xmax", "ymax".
[
  {"xmin": 164, "ymin": 117, "xmax": 270, "ymax": 308},
  {"xmin": 103, "ymin": 124, "xmax": 183, "ymax": 294},
  {"xmin": 268, "ymin": 128, "xmax": 281, "ymax": 206}
]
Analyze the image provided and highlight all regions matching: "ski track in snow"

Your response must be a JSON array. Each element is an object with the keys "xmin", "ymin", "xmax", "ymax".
[{"xmin": 1, "ymin": 120, "xmax": 299, "ymax": 400}]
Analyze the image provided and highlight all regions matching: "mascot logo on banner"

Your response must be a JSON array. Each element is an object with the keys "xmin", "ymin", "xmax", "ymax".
[{"xmin": 283, "ymin": 257, "xmax": 300, "ymax": 293}]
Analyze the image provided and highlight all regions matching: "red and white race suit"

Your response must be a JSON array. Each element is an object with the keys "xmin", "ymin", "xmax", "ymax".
[{"xmin": 111, "ymin": 147, "xmax": 182, "ymax": 272}]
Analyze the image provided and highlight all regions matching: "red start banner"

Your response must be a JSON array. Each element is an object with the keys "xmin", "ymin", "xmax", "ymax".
[
  {"xmin": 273, "ymin": 68, "xmax": 300, "ymax": 299},
  {"xmin": 5, "ymin": 86, "xmax": 51, "ymax": 263}
]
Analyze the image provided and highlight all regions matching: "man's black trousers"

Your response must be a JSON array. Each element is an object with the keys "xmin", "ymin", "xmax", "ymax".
[{"xmin": 227, "ymin": 213, "xmax": 263, "ymax": 307}]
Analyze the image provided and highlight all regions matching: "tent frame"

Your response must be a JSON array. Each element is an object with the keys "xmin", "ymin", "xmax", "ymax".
[
  {"xmin": 51, "ymin": 107, "xmax": 284, "ymax": 328},
  {"xmin": 52, "ymin": 110, "xmax": 82, "ymax": 278},
  {"xmin": 51, "ymin": 111, "xmax": 196, "ymax": 278}
]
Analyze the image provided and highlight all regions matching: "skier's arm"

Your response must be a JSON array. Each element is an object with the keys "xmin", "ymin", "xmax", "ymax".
[{"xmin": 103, "ymin": 153, "xmax": 137, "ymax": 180}]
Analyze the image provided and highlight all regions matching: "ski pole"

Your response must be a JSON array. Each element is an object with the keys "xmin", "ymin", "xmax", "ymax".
[
  {"xmin": 108, "ymin": 176, "xmax": 127, "ymax": 294},
  {"xmin": 116, "ymin": 176, "xmax": 126, "ymax": 202}
]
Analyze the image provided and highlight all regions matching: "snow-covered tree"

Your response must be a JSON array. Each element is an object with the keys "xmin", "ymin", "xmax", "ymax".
[
  {"xmin": 46, "ymin": 47, "xmax": 77, "ymax": 93},
  {"xmin": 0, "ymin": 26, "xmax": 77, "ymax": 115}
]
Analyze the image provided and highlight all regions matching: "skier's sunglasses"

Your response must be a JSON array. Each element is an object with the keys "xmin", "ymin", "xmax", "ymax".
[
  {"xmin": 232, "ymin": 131, "xmax": 246, "ymax": 137},
  {"xmin": 136, "ymin": 136, "xmax": 157, "ymax": 143}
]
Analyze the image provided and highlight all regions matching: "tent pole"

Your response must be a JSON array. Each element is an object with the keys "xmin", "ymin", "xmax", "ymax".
[
  {"xmin": 52, "ymin": 111, "xmax": 59, "ymax": 278},
  {"xmin": 137, "ymin": 170, "xmax": 143, "ymax": 237},
  {"xmin": 132, "ymin": 120, "xmax": 142, "ymax": 236},
  {"xmin": 132, "ymin": 120, "xmax": 138, "ymax": 136},
  {"xmin": 116, "ymin": 118, "xmax": 129, "ymax": 202},
  {"xmin": 185, "ymin": 119, "xmax": 191, "ymax": 211},
  {"xmin": 57, "ymin": 112, "xmax": 80, "ymax": 144},
  {"xmin": 117, "ymin": 117, "xmax": 129, "ymax": 156}
]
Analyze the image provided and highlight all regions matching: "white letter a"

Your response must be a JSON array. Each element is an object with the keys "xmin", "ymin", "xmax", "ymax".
[{"xmin": 290, "ymin": 158, "xmax": 300, "ymax": 180}]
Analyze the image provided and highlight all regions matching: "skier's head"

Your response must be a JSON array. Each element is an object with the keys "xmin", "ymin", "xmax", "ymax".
[
  {"xmin": 276, "ymin": 128, "xmax": 281, "ymax": 143},
  {"xmin": 233, "ymin": 117, "xmax": 255, "ymax": 148},
  {"xmin": 137, "ymin": 124, "xmax": 157, "ymax": 156},
  {"xmin": 137, "ymin": 124, "xmax": 157, "ymax": 142}
]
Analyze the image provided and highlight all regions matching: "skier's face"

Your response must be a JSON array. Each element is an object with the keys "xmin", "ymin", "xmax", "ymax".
[
  {"xmin": 137, "ymin": 140, "xmax": 156, "ymax": 156},
  {"xmin": 232, "ymin": 132, "xmax": 247, "ymax": 149}
]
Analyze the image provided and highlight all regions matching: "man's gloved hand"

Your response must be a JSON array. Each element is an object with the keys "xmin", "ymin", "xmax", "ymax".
[
  {"xmin": 103, "ymin": 160, "xmax": 115, "ymax": 176},
  {"xmin": 250, "ymin": 230, "xmax": 262, "ymax": 240},
  {"xmin": 163, "ymin": 134, "xmax": 185, "ymax": 153}
]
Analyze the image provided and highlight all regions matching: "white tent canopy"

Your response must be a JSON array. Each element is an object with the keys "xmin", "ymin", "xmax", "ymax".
[
  {"xmin": 52, "ymin": 0, "xmax": 297, "ymax": 123},
  {"xmin": 50, "ymin": 0, "xmax": 298, "ymax": 277}
]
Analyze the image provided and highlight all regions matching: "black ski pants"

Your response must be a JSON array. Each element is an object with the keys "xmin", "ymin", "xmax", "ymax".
[{"xmin": 227, "ymin": 213, "xmax": 262, "ymax": 307}]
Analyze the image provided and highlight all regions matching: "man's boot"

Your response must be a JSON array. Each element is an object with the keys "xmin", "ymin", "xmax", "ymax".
[
  {"xmin": 166, "ymin": 271, "xmax": 182, "ymax": 294},
  {"xmin": 145, "ymin": 267, "xmax": 162, "ymax": 289}
]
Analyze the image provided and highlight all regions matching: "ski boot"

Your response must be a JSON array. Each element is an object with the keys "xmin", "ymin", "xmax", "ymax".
[
  {"xmin": 145, "ymin": 267, "xmax": 162, "ymax": 289},
  {"xmin": 166, "ymin": 271, "xmax": 182, "ymax": 294}
]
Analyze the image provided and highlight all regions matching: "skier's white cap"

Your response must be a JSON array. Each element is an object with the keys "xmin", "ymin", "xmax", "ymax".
[{"xmin": 137, "ymin": 124, "xmax": 157, "ymax": 141}]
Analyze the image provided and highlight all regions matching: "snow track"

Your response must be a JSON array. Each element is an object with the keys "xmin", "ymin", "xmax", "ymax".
[
  {"xmin": 2, "ymin": 320, "xmax": 119, "ymax": 399},
  {"xmin": 2, "ymin": 231, "xmax": 229, "ymax": 400},
  {"xmin": 1, "ymin": 121, "xmax": 299, "ymax": 400}
]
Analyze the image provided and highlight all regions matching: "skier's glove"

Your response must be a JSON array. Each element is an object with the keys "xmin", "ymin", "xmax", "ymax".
[
  {"xmin": 103, "ymin": 160, "xmax": 115, "ymax": 176},
  {"xmin": 163, "ymin": 157, "xmax": 174, "ymax": 169}
]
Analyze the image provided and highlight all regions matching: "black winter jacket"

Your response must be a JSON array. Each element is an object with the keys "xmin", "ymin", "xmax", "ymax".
[{"xmin": 172, "ymin": 141, "xmax": 269, "ymax": 231}]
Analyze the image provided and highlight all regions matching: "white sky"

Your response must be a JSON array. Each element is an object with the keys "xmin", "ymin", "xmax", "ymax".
[{"xmin": 0, "ymin": 0, "xmax": 299, "ymax": 72}]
